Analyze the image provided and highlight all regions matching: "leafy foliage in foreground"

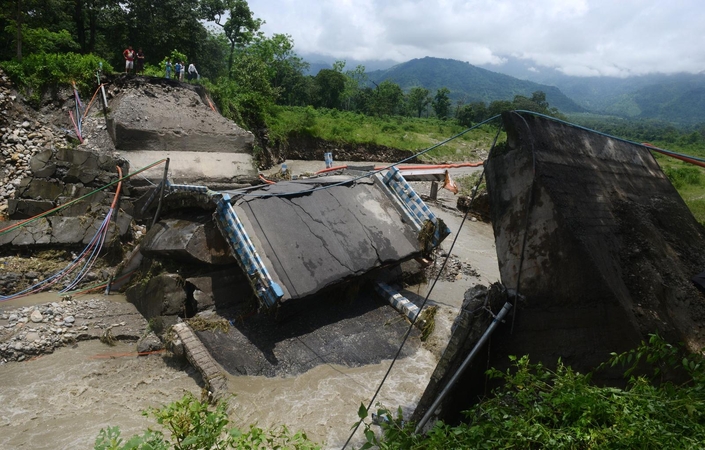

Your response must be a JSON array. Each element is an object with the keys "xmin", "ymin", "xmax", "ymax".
[
  {"xmin": 357, "ymin": 334, "xmax": 705, "ymax": 449},
  {"xmin": 94, "ymin": 392, "xmax": 319, "ymax": 450},
  {"xmin": 1, "ymin": 52, "xmax": 112, "ymax": 104}
]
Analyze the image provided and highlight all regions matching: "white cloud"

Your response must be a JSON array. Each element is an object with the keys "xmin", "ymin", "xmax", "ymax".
[{"xmin": 247, "ymin": 0, "xmax": 705, "ymax": 76}]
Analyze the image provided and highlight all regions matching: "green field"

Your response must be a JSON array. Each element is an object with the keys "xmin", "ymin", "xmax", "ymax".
[{"xmin": 267, "ymin": 106, "xmax": 501, "ymax": 163}]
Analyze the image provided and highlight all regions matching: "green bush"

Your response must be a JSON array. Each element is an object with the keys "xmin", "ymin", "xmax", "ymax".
[
  {"xmin": 664, "ymin": 166, "xmax": 703, "ymax": 189},
  {"xmin": 94, "ymin": 392, "xmax": 319, "ymax": 450},
  {"xmin": 358, "ymin": 334, "xmax": 705, "ymax": 449},
  {"xmin": 1, "ymin": 52, "xmax": 112, "ymax": 104}
]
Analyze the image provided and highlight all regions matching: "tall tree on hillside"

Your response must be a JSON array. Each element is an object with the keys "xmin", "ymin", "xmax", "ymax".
[
  {"xmin": 342, "ymin": 64, "xmax": 367, "ymax": 111},
  {"xmin": 2, "ymin": 0, "xmax": 75, "ymax": 60},
  {"xmin": 14, "ymin": 0, "xmax": 22, "ymax": 60},
  {"xmin": 369, "ymin": 80, "xmax": 403, "ymax": 116},
  {"xmin": 531, "ymin": 91, "xmax": 549, "ymax": 109},
  {"xmin": 314, "ymin": 69, "xmax": 346, "ymax": 109},
  {"xmin": 407, "ymin": 86, "xmax": 430, "ymax": 117},
  {"xmin": 200, "ymin": 0, "xmax": 261, "ymax": 76},
  {"xmin": 488, "ymin": 99, "xmax": 513, "ymax": 117},
  {"xmin": 71, "ymin": 0, "xmax": 115, "ymax": 54},
  {"xmin": 432, "ymin": 87, "xmax": 451, "ymax": 119},
  {"xmin": 245, "ymin": 33, "xmax": 309, "ymax": 105},
  {"xmin": 115, "ymin": 0, "xmax": 227, "ymax": 77}
]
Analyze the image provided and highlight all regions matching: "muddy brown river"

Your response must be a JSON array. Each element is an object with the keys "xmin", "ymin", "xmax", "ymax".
[{"xmin": 0, "ymin": 327, "xmax": 436, "ymax": 449}]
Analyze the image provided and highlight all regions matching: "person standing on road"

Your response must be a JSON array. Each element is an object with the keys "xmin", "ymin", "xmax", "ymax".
[
  {"xmin": 135, "ymin": 48, "xmax": 145, "ymax": 74},
  {"xmin": 179, "ymin": 62, "xmax": 185, "ymax": 81},
  {"xmin": 174, "ymin": 61, "xmax": 182, "ymax": 81},
  {"xmin": 165, "ymin": 60, "xmax": 172, "ymax": 79},
  {"xmin": 187, "ymin": 63, "xmax": 198, "ymax": 82},
  {"xmin": 123, "ymin": 46, "xmax": 135, "ymax": 74}
]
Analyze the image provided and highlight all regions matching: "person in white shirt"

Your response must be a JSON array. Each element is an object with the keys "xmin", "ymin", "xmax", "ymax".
[{"xmin": 188, "ymin": 63, "xmax": 199, "ymax": 81}]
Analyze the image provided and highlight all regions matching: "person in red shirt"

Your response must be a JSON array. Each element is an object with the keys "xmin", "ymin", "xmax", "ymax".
[{"xmin": 123, "ymin": 46, "xmax": 135, "ymax": 74}]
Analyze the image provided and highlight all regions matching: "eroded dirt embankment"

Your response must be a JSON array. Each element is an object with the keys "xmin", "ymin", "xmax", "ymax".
[{"xmin": 270, "ymin": 132, "xmax": 418, "ymax": 165}]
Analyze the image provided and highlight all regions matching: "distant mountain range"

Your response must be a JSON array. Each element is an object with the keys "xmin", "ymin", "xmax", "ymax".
[
  {"xmin": 366, "ymin": 57, "xmax": 585, "ymax": 113},
  {"xmin": 304, "ymin": 55, "xmax": 705, "ymax": 125}
]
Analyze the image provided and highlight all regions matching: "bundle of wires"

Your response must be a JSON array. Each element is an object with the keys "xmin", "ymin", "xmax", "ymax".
[{"xmin": 0, "ymin": 166, "xmax": 123, "ymax": 302}]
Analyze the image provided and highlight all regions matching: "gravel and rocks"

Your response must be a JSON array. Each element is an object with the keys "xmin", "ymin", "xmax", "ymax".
[
  {"xmin": 0, "ymin": 68, "xmax": 73, "ymax": 217},
  {"xmin": 425, "ymin": 250, "xmax": 481, "ymax": 282},
  {"xmin": 0, "ymin": 296, "xmax": 149, "ymax": 364}
]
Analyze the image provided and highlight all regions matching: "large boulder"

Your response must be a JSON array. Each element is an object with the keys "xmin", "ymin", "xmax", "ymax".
[
  {"xmin": 105, "ymin": 78, "xmax": 257, "ymax": 185},
  {"xmin": 125, "ymin": 273, "xmax": 187, "ymax": 318},
  {"xmin": 0, "ymin": 213, "xmax": 132, "ymax": 247},
  {"xmin": 140, "ymin": 217, "xmax": 236, "ymax": 265}
]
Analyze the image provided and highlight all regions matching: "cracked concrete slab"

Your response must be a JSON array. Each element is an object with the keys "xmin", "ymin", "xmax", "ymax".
[{"xmin": 223, "ymin": 176, "xmax": 424, "ymax": 303}]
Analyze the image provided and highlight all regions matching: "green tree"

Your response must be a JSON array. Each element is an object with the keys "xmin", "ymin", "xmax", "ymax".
[
  {"xmin": 488, "ymin": 99, "xmax": 513, "ymax": 117},
  {"xmin": 369, "ymin": 80, "xmax": 404, "ymax": 116},
  {"xmin": 342, "ymin": 64, "xmax": 367, "ymax": 111},
  {"xmin": 432, "ymin": 87, "xmax": 451, "ymax": 119},
  {"xmin": 201, "ymin": 0, "xmax": 262, "ymax": 76},
  {"xmin": 249, "ymin": 33, "xmax": 309, "ymax": 106},
  {"xmin": 313, "ymin": 68, "xmax": 346, "ymax": 109},
  {"xmin": 531, "ymin": 90, "xmax": 549, "ymax": 109},
  {"xmin": 407, "ymin": 86, "xmax": 430, "ymax": 118}
]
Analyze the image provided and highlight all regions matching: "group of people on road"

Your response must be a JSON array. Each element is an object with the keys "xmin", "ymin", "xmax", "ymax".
[
  {"xmin": 123, "ymin": 45, "xmax": 199, "ymax": 82},
  {"xmin": 164, "ymin": 61, "xmax": 199, "ymax": 81},
  {"xmin": 122, "ymin": 46, "xmax": 145, "ymax": 74}
]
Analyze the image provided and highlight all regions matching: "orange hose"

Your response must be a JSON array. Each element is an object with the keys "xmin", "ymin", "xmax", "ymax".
[
  {"xmin": 315, "ymin": 165, "xmax": 348, "ymax": 174},
  {"xmin": 111, "ymin": 166, "xmax": 123, "ymax": 209},
  {"xmin": 68, "ymin": 110, "xmax": 83, "ymax": 143},
  {"xmin": 206, "ymin": 95, "xmax": 216, "ymax": 112},
  {"xmin": 643, "ymin": 142, "xmax": 705, "ymax": 169},
  {"xmin": 81, "ymin": 84, "xmax": 105, "ymax": 120},
  {"xmin": 316, "ymin": 162, "xmax": 484, "ymax": 175},
  {"xmin": 0, "ymin": 159, "xmax": 167, "ymax": 236},
  {"xmin": 1, "ymin": 166, "xmax": 124, "ymax": 301},
  {"xmin": 259, "ymin": 174, "xmax": 276, "ymax": 185},
  {"xmin": 373, "ymin": 162, "xmax": 484, "ymax": 171}
]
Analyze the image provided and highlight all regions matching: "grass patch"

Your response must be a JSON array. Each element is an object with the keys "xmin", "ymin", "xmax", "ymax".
[
  {"xmin": 653, "ymin": 152, "xmax": 705, "ymax": 225},
  {"xmin": 186, "ymin": 316, "xmax": 230, "ymax": 333},
  {"xmin": 455, "ymin": 172, "xmax": 486, "ymax": 197},
  {"xmin": 267, "ymin": 106, "xmax": 501, "ymax": 162}
]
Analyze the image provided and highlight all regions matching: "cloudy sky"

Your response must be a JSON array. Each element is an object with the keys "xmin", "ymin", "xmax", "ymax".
[{"xmin": 247, "ymin": 0, "xmax": 705, "ymax": 77}]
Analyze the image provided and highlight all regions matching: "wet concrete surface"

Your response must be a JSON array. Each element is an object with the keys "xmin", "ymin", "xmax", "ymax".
[
  {"xmin": 198, "ymin": 288, "xmax": 421, "ymax": 377},
  {"xmin": 197, "ymin": 202, "xmax": 499, "ymax": 378}
]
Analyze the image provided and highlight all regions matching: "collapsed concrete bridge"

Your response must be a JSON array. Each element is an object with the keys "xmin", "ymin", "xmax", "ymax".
[{"xmin": 147, "ymin": 166, "xmax": 451, "ymax": 311}]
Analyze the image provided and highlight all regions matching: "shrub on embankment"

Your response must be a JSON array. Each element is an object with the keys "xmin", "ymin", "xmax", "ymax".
[
  {"xmin": 0, "ymin": 53, "xmax": 112, "ymax": 105},
  {"xmin": 356, "ymin": 334, "xmax": 705, "ymax": 449}
]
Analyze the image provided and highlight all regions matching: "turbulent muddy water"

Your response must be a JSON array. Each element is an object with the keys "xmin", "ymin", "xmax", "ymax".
[
  {"xmin": 0, "ymin": 293, "xmax": 441, "ymax": 449},
  {"xmin": 0, "ymin": 340, "xmax": 202, "ymax": 449}
]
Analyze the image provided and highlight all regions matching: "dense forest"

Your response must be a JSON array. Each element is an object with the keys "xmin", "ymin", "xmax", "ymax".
[
  {"xmin": 0, "ymin": 0, "xmax": 572, "ymax": 133},
  {"xmin": 1, "ymin": 0, "xmax": 704, "ymax": 148}
]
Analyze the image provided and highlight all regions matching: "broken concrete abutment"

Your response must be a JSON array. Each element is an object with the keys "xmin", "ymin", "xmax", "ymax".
[
  {"xmin": 415, "ymin": 111, "xmax": 705, "ymax": 425},
  {"xmin": 487, "ymin": 111, "xmax": 705, "ymax": 360}
]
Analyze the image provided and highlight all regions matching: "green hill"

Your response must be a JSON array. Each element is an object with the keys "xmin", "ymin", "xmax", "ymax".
[
  {"xmin": 367, "ymin": 57, "xmax": 585, "ymax": 113},
  {"xmin": 504, "ymin": 64, "xmax": 705, "ymax": 125}
]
